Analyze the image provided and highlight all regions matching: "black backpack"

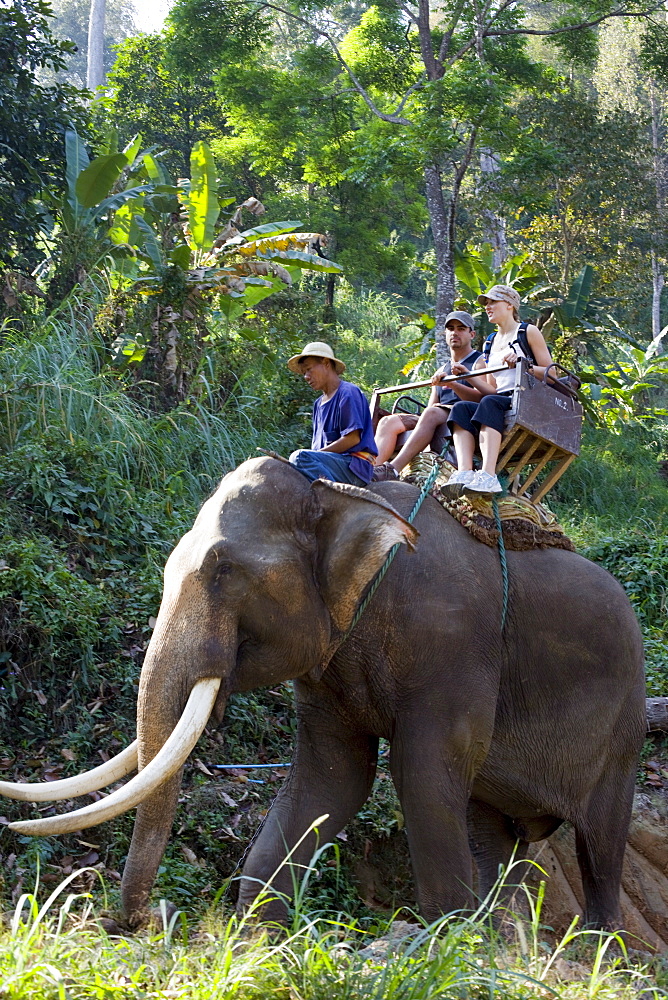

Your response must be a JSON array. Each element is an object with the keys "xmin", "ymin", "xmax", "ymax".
[{"xmin": 483, "ymin": 321, "xmax": 536, "ymax": 365}]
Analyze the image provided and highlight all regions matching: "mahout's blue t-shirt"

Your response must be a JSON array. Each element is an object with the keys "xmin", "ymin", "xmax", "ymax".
[{"xmin": 312, "ymin": 380, "xmax": 378, "ymax": 483}]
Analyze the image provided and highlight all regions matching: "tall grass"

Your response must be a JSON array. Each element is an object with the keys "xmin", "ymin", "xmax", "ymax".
[
  {"xmin": 0, "ymin": 847, "xmax": 665, "ymax": 999},
  {"xmin": 336, "ymin": 283, "xmax": 406, "ymax": 342},
  {"xmin": 552, "ymin": 422, "xmax": 668, "ymax": 547},
  {"xmin": 0, "ymin": 316, "xmax": 278, "ymax": 513}
]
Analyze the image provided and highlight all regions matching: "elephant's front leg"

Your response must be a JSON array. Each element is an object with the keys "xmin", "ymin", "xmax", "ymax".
[
  {"xmin": 238, "ymin": 711, "xmax": 378, "ymax": 922},
  {"xmin": 391, "ymin": 713, "xmax": 483, "ymax": 921}
]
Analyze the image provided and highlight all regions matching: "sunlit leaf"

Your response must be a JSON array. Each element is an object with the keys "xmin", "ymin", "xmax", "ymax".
[
  {"xmin": 257, "ymin": 249, "xmax": 342, "ymax": 272},
  {"xmin": 122, "ymin": 133, "xmax": 143, "ymax": 166},
  {"xmin": 76, "ymin": 153, "xmax": 128, "ymax": 208},
  {"xmin": 188, "ymin": 140, "xmax": 219, "ymax": 251},
  {"xmin": 238, "ymin": 220, "xmax": 302, "ymax": 240},
  {"xmin": 142, "ymin": 153, "xmax": 166, "ymax": 184}
]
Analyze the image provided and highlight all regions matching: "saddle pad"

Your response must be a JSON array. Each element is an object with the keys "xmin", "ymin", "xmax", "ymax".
[{"xmin": 402, "ymin": 457, "xmax": 575, "ymax": 553}]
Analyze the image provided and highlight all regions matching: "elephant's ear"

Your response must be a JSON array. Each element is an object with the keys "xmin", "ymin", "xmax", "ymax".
[{"xmin": 311, "ymin": 480, "xmax": 419, "ymax": 632}]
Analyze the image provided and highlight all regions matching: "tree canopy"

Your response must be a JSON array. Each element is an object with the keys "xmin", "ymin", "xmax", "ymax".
[{"xmin": 0, "ymin": 0, "xmax": 90, "ymax": 271}]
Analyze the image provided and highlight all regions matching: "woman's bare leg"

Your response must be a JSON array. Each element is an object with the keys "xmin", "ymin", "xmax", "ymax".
[
  {"xmin": 479, "ymin": 426, "xmax": 502, "ymax": 474},
  {"xmin": 452, "ymin": 427, "xmax": 476, "ymax": 471}
]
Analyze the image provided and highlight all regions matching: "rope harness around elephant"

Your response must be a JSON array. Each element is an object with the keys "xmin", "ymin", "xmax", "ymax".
[
  {"xmin": 346, "ymin": 450, "xmax": 510, "ymax": 638},
  {"xmin": 492, "ymin": 495, "xmax": 509, "ymax": 631}
]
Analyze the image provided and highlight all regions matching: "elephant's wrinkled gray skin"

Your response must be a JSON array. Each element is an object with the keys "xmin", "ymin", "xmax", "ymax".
[{"xmin": 121, "ymin": 456, "xmax": 645, "ymax": 930}]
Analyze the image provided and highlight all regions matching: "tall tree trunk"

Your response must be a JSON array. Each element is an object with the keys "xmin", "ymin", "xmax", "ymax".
[
  {"xmin": 479, "ymin": 150, "xmax": 507, "ymax": 269},
  {"xmin": 424, "ymin": 134, "xmax": 477, "ymax": 364},
  {"xmin": 650, "ymin": 82, "xmax": 666, "ymax": 348},
  {"xmin": 323, "ymin": 273, "xmax": 337, "ymax": 324},
  {"xmin": 651, "ymin": 251, "xmax": 665, "ymax": 350},
  {"xmin": 86, "ymin": 0, "xmax": 106, "ymax": 91},
  {"xmin": 424, "ymin": 163, "xmax": 456, "ymax": 364}
]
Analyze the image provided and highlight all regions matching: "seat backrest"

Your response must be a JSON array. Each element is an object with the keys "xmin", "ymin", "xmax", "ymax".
[{"xmin": 505, "ymin": 361, "xmax": 582, "ymax": 455}]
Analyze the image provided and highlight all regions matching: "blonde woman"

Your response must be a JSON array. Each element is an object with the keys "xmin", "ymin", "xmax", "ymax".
[{"xmin": 445, "ymin": 285, "xmax": 553, "ymax": 494}]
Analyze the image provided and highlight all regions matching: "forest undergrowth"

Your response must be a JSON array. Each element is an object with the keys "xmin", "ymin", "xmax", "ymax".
[{"xmin": 0, "ymin": 287, "xmax": 666, "ymax": 993}]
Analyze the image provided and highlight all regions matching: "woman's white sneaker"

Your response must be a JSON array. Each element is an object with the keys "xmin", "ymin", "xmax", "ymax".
[
  {"xmin": 466, "ymin": 471, "xmax": 503, "ymax": 493},
  {"xmin": 445, "ymin": 469, "xmax": 476, "ymax": 486}
]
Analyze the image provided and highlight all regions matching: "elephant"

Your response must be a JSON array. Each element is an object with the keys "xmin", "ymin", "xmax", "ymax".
[{"xmin": 0, "ymin": 456, "xmax": 646, "ymax": 931}]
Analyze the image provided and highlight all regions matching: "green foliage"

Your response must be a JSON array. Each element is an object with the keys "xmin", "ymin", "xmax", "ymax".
[
  {"xmin": 504, "ymin": 92, "xmax": 651, "ymax": 290},
  {"xmin": 0, "ymin": 534, "xmax": 111, "ymax": 711},
  {"xmin": 582, "ymin": 534, "xmax": 668, "ymax": 697},
  {"xmin": 554, "ymin": 423, "xmax": 668, "ymax": 696},
  {"xmin": 339, "ymin": 6, "xmax": 418, "ymax": 92},
  {"xmin": 547, "ymin": 19, "xmax": 599, "ymax": 67},
  {"xmin": 165, "ymin": 23, "xmax": 424, "ymax": 289},
  {"xmin": 579, "ymin": 345, "xmax": 668, "ymax": 428},
  {"xmin": 100, "ymin": 33, "xmax": 230, "ymax": 178},
  {"xmin": 168, "ymin": 0, "xmax": 269, "ymax": 72},
  {"xmin": 0, "ymin": 0, "xmax": 90, "ymax": 273}
]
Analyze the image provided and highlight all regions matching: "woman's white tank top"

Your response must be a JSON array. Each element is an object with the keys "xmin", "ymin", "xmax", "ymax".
[{"xmin": 487, "ymin": 326, "xmax": 527, "ymax": 392}]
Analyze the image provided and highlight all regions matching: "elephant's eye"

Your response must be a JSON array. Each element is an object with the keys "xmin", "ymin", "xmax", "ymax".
[{"xmin": 212, "ymin": 562, "xmax": 232, "ymax": 584}]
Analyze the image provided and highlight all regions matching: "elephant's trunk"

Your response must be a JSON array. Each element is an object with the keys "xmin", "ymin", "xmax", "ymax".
[{"xmin": 120, "ymin": 664, "xmax": 226, "ymax": 927}]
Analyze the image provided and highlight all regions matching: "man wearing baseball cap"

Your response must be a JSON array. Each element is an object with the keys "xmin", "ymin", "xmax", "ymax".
[
  {"xmin": 286, "ymin": 341, "xmax": 378, "ymax": 485},
  {"xmin": 372, "ymin": 311, "xmax": 483, "ymax": 480}
]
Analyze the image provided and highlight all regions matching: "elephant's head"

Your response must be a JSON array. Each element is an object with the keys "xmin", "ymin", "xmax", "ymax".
[{"xmin": 1, "ymin": 458, "xmax": 417, "ymax": 925}]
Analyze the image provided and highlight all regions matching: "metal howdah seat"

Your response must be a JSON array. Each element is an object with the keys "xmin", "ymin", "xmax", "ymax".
[{"xmin": 369, "ymin": 359, "xmax": 582, "ymax": 502}]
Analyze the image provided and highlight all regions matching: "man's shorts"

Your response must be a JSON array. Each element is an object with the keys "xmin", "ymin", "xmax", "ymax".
[{"xmin": 289, "ymin": 449, "xmax": 368, "ymax": 486}]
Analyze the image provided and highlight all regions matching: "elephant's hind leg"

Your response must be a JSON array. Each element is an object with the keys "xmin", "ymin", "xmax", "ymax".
[
  {"xmin": 573, "ymin": 768, "xmax": 636, "ymax": 930},
  {"xmin": 468, "ymin": 800, "xmax": 531, "ymax": 916}
]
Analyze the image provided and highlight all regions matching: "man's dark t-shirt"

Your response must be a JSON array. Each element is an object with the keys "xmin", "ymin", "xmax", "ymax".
[
  {"xmin": 312, "ymin": 380, "xmax": 378, "ymax": 483},
  {"xmin": 434, "ymin": 350, "xmax": 482, "ymax": 405}
]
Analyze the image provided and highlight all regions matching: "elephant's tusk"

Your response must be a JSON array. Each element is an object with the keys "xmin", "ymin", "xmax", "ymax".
[
  {"xmin": 8, "ymin": 678, "xmax": 221, "ymax": 837},
  {"xmin": 0, "ymin": 741, "xmax": 138, "ymax": 802}
]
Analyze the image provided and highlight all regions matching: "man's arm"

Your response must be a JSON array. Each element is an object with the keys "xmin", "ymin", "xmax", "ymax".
[
  {"xmin": 444, "ymin": 380, "xmax": 483, "ymax": 402},
  {"xmin": 321, "ymin": 430, "xmax": 362, "ymax": 453},
  {"xmin": 450, "ymin": 359, "xmax": 498, "ymax": 396}
]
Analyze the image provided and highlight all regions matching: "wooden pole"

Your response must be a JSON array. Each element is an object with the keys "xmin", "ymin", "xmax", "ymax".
[{"xmin": 371, "ymin": 363, "xmax": 510, "ymax": 397}]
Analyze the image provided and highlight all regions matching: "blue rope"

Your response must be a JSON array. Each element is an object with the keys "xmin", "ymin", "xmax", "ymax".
[
  {"xmin": 492, "ymin": 495, "xmax": 509, "ymax": 631},
  {"xmin": 345, "ymin": 454, "xmax": 445, "ymax": 637}
]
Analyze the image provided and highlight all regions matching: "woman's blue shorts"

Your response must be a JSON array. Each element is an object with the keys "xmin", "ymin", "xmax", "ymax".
[{"xmin": 447, "ymin": 394, "xmax": 512, "ymax": 437}]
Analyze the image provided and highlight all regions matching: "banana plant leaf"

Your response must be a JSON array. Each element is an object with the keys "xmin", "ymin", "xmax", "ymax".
[
  {"xmin": 141, "ymin": 153, "xmax": 167, "ymax": 184},
  {"xmin": 169, "ymin": 244, "xmax": 191, "ymax": 269},
  {"xmin": 76, "ymin": 153, "xmax": 129, "ymax": 208},
  {"xmin": 64, "ymin": 130, "xmax": 91, "ymax": 230},
  {"xmin": 561, "ymin": 265, "xmax": 594, "ymax": 320},
  {"xmin": 188, "ymin": 140, "xmax": 219, "ymax": 252},
  {"xmin": 237, "ymin": 220, "xmax": 302, "ymax": 240},
  {"xmin": 122, "ymin": 133, "xmax": 143, "ymax": 167},
  {"xmin": 133, "ymin": 216, "xmax": 163, "ymax": 272},
  {"xmin": 256, "ymin": 248, "xmax": 342, "ymax": 272},
  {"xmin": 93, "ymin": 185, "xmax": 154, "ymax": 220}
]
